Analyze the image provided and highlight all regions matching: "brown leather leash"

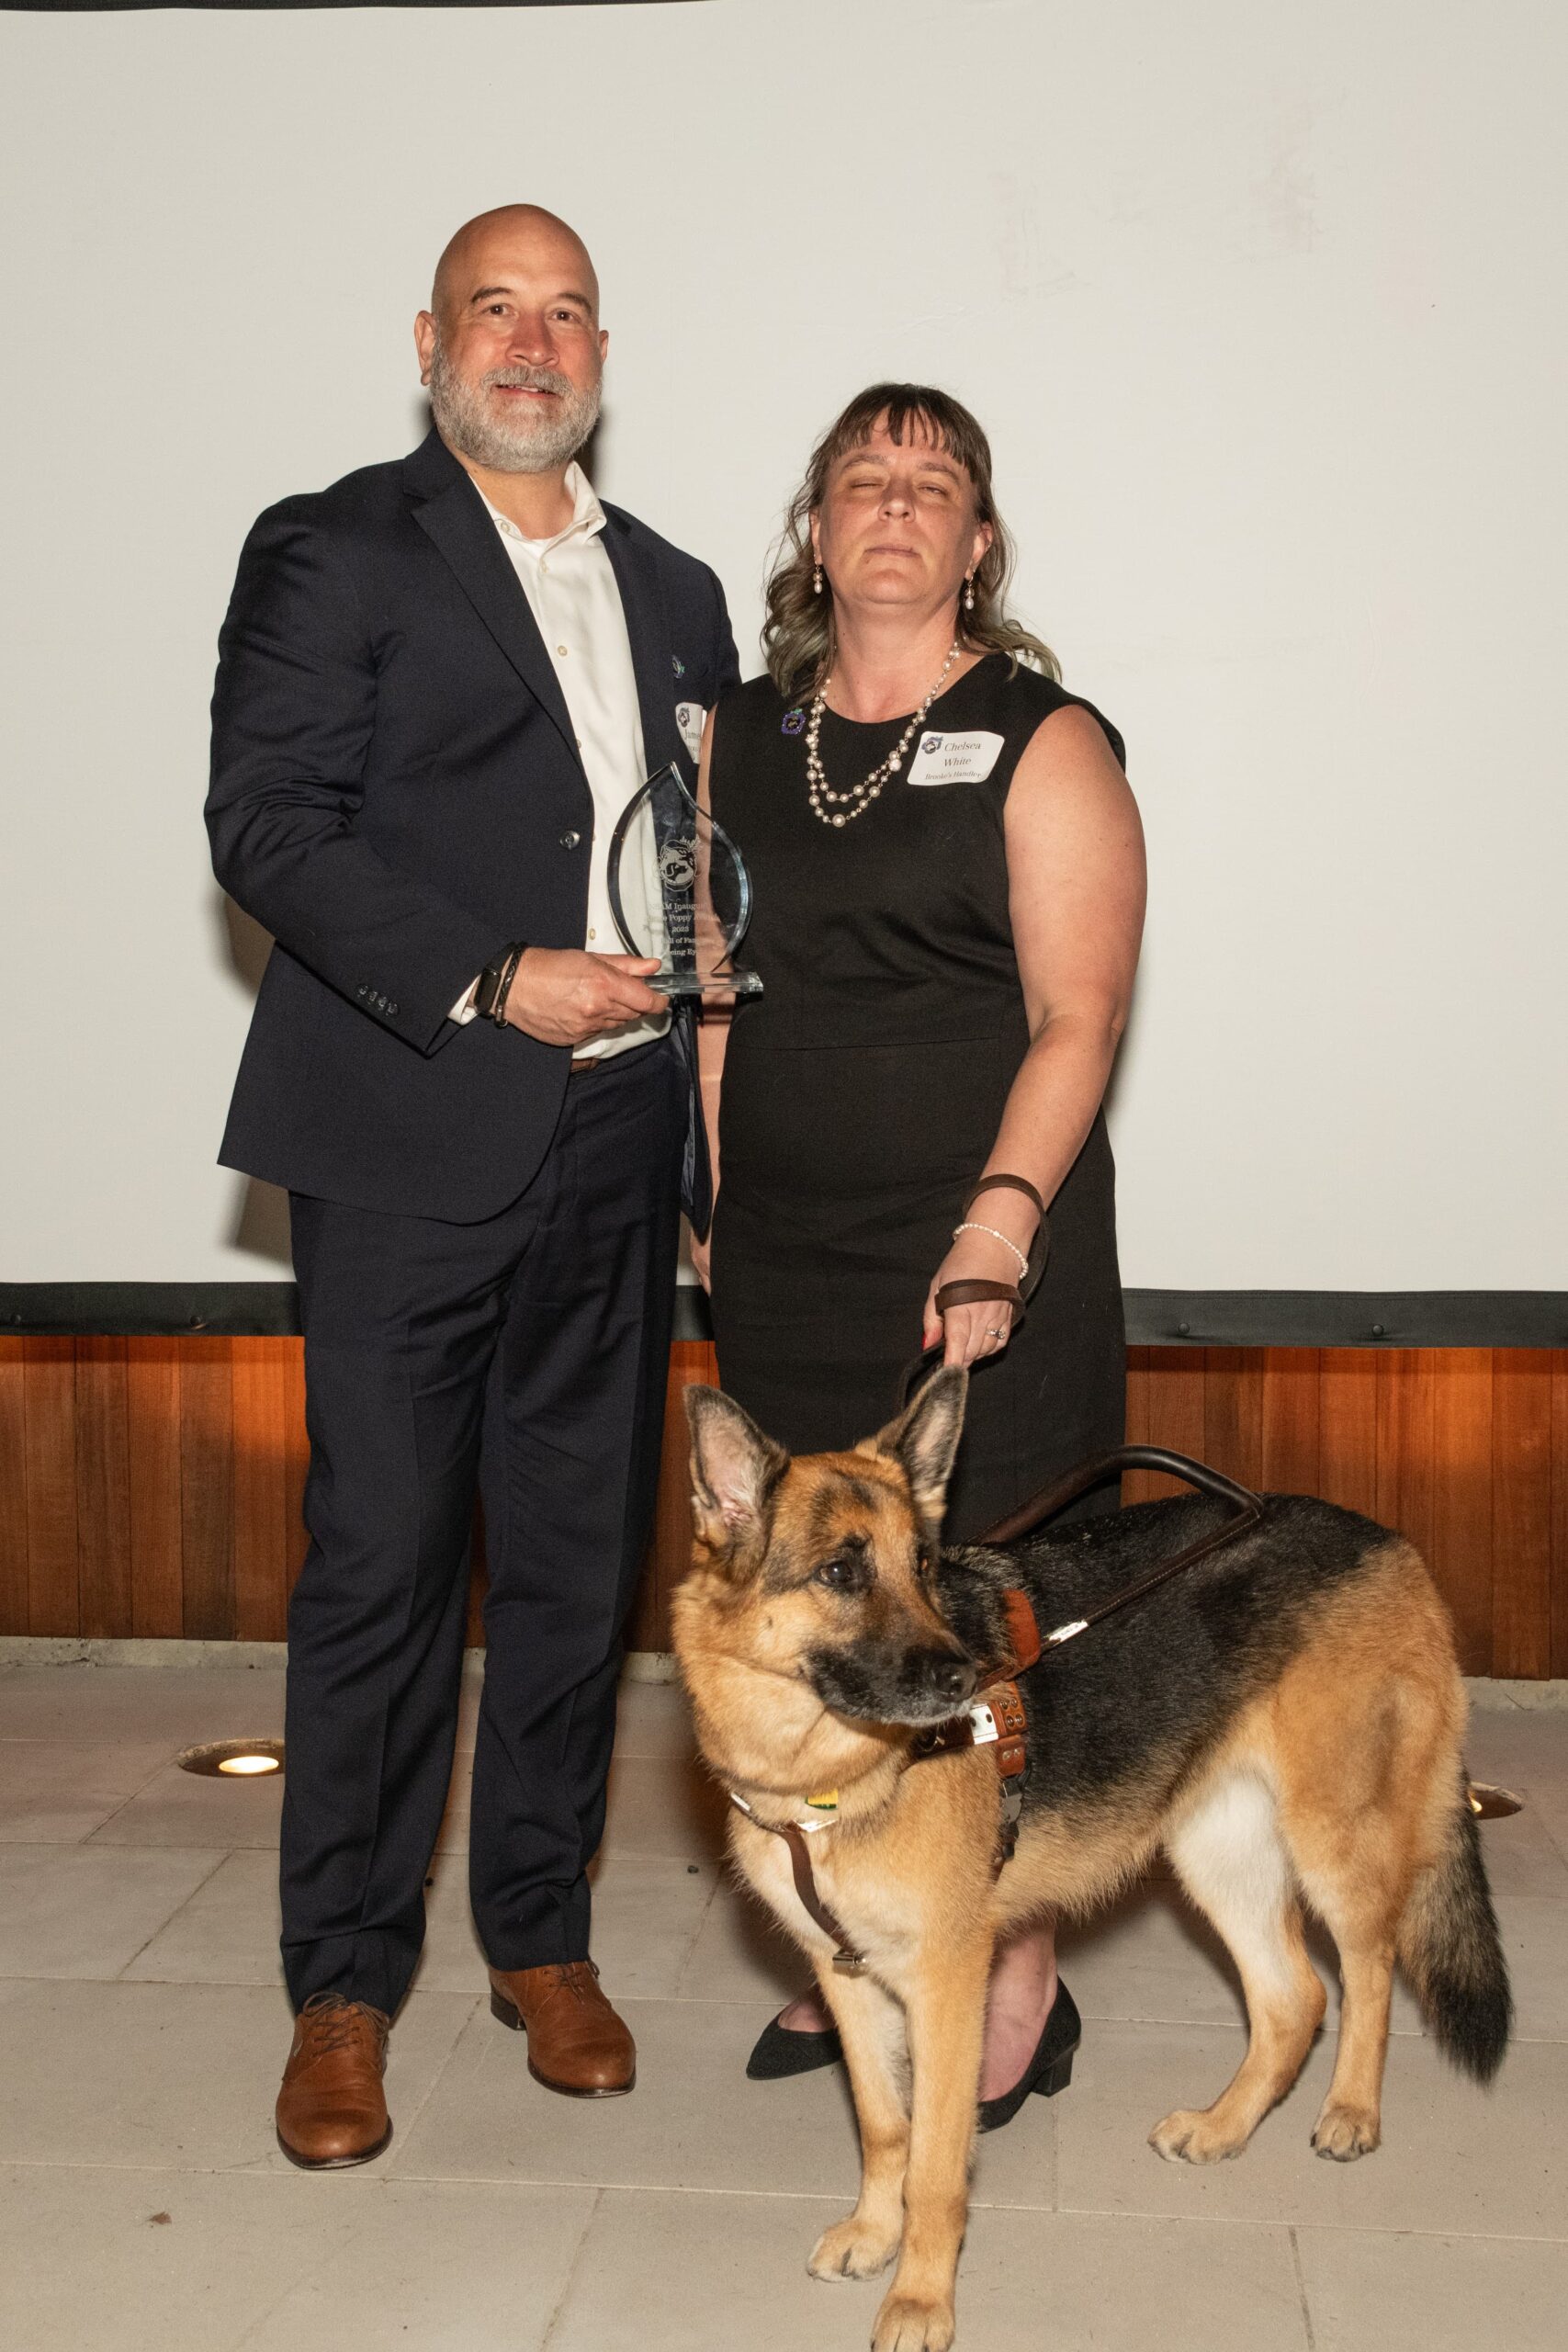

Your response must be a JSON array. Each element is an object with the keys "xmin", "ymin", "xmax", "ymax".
[
  {"xmin": 931, "ymin": 1173, "xmax": 1050, "ymax": 1324},
  {"xmin": 726, "ymin": 1801, "xmax": 873, "ymax": 1978},
  {"xmin": 732, "ymin": 1447, "xmax": 1264, "ymax": 1975}
]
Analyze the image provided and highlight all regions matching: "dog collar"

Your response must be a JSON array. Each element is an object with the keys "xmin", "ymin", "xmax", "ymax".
[{"xmin": 728, "ymin": 1790, "xmax": 835, "ymax": 1835}]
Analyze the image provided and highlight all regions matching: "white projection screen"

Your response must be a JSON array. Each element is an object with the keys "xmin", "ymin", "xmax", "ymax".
[{"xmin": 3, "ymin": 0, "xmax": 1565, "ymax": 1326}]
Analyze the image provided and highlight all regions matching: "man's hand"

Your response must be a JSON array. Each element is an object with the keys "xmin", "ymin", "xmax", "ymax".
[{"xmin": 503, "ymin": 949, "xmax": 664, "ymax": 1048}]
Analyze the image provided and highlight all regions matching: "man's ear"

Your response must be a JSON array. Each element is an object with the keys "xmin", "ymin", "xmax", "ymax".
[
  {"xmin": 685, "ymin": 1386, "xmax": 788, "ymax": 1566},
  {"xmin": 414, "ymin": 310, "xmax": 437, "ymax": 386},
  {"xmin": 871, "ymin": 1366, "xmax": 968, "ymax": 1521}
]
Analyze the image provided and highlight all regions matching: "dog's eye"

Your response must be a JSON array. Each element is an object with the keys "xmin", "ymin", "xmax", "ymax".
[{"xmin": 815, "ymin": 1555, "xmax": 869, "ymax": 1593}]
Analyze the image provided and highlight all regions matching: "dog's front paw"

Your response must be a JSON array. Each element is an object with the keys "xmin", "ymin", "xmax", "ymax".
[
  {"xmin": 872, "ymin": 2290, "xmax": 956, "ymax": 2352},
  {"xmin": 808, "ymin": 2214, "xmax": 900, "ymax": 2281},
  {"xmin": 1312, "ymin": 2101, "xmax": 1381, "ymax": 2161},
  {"xmin": 1148, "ymin": 2106, "xmax": 1247, "ymax": 2165}
]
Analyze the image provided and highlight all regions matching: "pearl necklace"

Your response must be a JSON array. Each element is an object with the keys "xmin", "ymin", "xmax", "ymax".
[{"xmin": 805, "ymin": 641, "xmax": 964, "ymax": 829}]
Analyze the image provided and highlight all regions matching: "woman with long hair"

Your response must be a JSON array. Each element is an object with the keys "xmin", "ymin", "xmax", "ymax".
[{"xmin": 694, "ymin": 384, "xmax": 1145, "ymax": 2126}]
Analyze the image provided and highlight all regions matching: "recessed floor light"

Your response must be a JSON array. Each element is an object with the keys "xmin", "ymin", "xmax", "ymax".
[
  {"xmin": 1467, "ymin": 1782, "xmax": 1523, "ymax": 1819},
  {"xmin": 178, "ymin": 1739, "xmax": 285, "ymax": 1780}
]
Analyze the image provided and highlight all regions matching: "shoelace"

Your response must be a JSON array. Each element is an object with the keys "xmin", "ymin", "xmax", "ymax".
[
  {"xmin": 299, "ymin": 1993, "xmax": 388, "ymax": 2057},
  {"xmin": 538, "ymin": 1962, "xmax": 599, "ymax": 2006}
]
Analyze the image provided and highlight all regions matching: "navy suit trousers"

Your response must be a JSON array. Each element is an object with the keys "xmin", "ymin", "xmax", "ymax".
[{"xmin": 280, "ymin": 1037, "xmax": 684, "ymax": 2015}]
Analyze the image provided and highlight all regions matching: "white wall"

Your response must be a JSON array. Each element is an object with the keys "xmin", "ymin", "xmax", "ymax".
[{"xmin": 3, "ymin": 0, "xmax": 1563, "ymax": 1288}]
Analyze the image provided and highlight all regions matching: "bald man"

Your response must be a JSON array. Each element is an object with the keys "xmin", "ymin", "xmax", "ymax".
[{"xmin": 208, "ymin": 208, "xmax": 739, "ymax": 2165}]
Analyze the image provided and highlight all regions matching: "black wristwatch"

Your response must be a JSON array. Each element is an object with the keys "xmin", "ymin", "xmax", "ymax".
[{"xmin": 473, "ymin": 941, "xmax": 527, "ymax": 1025}]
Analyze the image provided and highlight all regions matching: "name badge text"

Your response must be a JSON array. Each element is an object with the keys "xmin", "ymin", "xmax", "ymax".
[{"xmin": 906, "ymin": 729, "xmax": 1004, "ymax": 786}]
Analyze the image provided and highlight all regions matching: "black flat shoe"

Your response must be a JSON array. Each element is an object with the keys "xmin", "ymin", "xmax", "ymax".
[
  {"xmin": 746, "ymin": 2011, "xmax": 844, "ymax": 2080},
  {"xmin": 976, "ymin": 1980, "xmax": 1080, "ymax": 2134}
]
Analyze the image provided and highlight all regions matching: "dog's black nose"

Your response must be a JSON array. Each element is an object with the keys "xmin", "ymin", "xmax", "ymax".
[{"xmin": 929, "ymin": 1656, "xmax": 976, "ymax": 1703}]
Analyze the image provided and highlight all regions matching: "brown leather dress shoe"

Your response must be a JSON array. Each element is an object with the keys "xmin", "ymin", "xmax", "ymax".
[
  {"xmin": 276, "ymin": 1993, "xmax": 392, "ymax": 2168},
  {"xmin": 489, "ymin": 1962, "xmax": 636, "ymax": 2097}
]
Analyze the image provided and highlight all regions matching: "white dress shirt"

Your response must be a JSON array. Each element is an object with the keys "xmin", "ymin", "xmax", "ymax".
[{"xmin": 458, "ymin": 464, "xmax": 668, "ymax": 1061}]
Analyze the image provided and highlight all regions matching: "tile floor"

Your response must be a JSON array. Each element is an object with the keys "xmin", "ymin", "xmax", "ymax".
[{"xmin": 0, "ymin": 1658, "xmax": 1564, "ymax": 2351}]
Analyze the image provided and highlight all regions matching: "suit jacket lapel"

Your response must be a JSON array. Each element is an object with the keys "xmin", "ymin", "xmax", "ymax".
[
  {"xmin": 405, "ymin": 435, "xmax": 581, "ymax": 764},
  {"xmin": 601, "ymin": 513, "xmax": 683, "ymax": 782}
]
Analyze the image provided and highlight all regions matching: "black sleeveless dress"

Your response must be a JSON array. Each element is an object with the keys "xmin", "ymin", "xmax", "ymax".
[{"xmin": 707, "ymin": 654, "xmax": 1126, "ymax": 1544}]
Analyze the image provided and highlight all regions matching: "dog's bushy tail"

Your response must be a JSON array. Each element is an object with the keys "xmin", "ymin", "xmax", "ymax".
[{"xmin": 1396, "ymin": 1770, "xmax": 1511, "ymax": 2081}]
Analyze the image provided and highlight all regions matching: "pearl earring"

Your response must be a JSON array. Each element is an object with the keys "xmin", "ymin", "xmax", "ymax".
[
  {"xmin": 964, "ymin": 574, "xmax": 976, "ymax": 612},
  {"xmin": 813, "ymin": 563, "xmax": 823, "ymax": 596}
]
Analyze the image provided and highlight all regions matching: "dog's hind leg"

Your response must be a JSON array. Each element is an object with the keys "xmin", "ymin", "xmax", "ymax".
[
  {"xmin": 1275, "ymin": 1631, "xmax": 1462, "ymax": 2160},
  {"xmin": 1281, "ymin": 1770, "xmax": 1415, "ymax": 2160},
  {"xmin": 807, "ymin": 1966, "xmax": 910, "ymax": 2285},
  {"xmin": 1153, "ymin": 1771, "xmax": 1327, "ymax": 2164},
  {"xmin": 1303, "ymin": 1907, "xmax": 1396, "ymax": 2161},
  {"xmin": 868, "ymin": 1932, "xmax": 992, "ymax": 2352}
]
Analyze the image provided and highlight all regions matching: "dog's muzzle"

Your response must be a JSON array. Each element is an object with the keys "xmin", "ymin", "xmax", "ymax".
[{"xmin": 807, "ymin": 1642, "xmax": 979, "ymax": 1725}]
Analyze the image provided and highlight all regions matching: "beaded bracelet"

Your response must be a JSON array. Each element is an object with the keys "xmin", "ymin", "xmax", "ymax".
[
  {"xmin": 963, "ymin": 1175, "xmax": 1050, "ymax": 1306},
  {"xmin": 951, "ymin": 1221, "xmax": 1031, "ymax": 1282}
]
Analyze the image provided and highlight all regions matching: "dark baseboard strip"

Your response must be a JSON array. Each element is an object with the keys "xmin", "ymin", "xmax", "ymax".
[
  {"xmin": 0, "ymin": 1283, "xmax": 304, "ymax": 1338},
  {"xmin": 1122, "ymin": 1293, "xmax": 1567, "ymax": 1349},
  {"xmin": 2, "ymin": 1283, "xmax": 1564, "ymax": 1350}
]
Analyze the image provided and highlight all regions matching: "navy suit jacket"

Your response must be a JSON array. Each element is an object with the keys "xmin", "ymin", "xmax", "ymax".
[{"xmin": 207, "ymin": 427, "xmax": 739, "ymax": 1227}]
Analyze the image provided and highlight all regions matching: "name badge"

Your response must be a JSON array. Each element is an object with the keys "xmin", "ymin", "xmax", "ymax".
[
  {"xmin": 906, "ymin": 729, "xmax": 1004, "ymax": 786},
  {"xmin": 674, "ymin": 700, "xmax": 705, "ymax": 761}
]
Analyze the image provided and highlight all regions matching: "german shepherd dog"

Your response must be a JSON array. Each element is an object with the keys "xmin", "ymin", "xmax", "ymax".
[{"xmin": 672, "ymin": 1367, "xmax": 1510, "ymax": 2352}]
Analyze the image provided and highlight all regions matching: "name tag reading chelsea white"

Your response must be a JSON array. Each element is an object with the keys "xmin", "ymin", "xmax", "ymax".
[{"xmin": 906, "ymin": 729, "xmax": 1005, "ymax": 786}]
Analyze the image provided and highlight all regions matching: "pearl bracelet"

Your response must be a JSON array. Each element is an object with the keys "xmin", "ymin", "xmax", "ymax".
[{"xmin": 951, "ymin": 1221, "xmax": 1030, "ymax": 1282}]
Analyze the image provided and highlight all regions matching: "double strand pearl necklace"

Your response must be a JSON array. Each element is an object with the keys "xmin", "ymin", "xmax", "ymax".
[{"xmin": 805, "ymin": 640, "xmax": 963, "ymax": 829}]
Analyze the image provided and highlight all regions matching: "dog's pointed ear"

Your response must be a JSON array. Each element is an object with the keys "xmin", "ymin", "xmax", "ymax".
[
  {"xmin": 872, "ymin": 1365, "xmax": 968, "ymax": 1520},
  {"xmin": 684, "ymin": 1385, "xmax": 788, "ymax": 1567}
]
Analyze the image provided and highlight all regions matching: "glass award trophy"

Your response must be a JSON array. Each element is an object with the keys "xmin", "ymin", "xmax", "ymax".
[{"xmin": 606, "ymin": 762, "xmax": 762, "ymax": 999}]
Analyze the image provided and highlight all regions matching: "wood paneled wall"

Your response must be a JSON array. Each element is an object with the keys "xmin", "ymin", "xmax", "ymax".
[{"xmin": 3, "ymin": 1338, "xmax": 1565, "ymax": 1675}]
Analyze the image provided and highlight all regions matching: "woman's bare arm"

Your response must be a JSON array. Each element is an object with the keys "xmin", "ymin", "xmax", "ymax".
[{"xmin": 923, "ymin": 704, "xmax": 1145, "ymax": 1366}]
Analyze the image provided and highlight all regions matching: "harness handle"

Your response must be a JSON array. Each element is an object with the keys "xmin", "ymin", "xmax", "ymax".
[
  {"xmin": 976, "ymin": 1444, "xmax": 1265, "ymax": 1653},
  {"xmin": 977, "ymin": 1443, "xmax": 1261, "ymax": 1549}
]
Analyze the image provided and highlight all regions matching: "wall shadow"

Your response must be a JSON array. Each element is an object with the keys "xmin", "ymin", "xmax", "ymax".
[
  {"xmin": 212, "ymin": 889, "xmax": 293, "ymax": 1268},
  {"xmin": 231, "ymin": 1179, "xmax": 293, "ymax": 1266},
  {"xmin": 219, "ymin": 890, "xmax": 273, "ymax": 994}
]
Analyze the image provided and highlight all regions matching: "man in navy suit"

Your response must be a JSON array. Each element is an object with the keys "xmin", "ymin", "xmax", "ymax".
[{"xmin": 208, "ymin": 206, "xmax": 739, "ymax": 2165}]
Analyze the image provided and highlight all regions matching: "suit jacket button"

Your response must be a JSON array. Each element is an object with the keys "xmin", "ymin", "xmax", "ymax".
[
  {"xmin": 559, "ymin": 830, "xmax": 581, "ymax": 849},
  {"xmin": 388, "ymin": 1001, "xmax": 399, "ymax": 1015},
  {"xmin": 356, "ymin": 983, "xmax": 367, "ymax": 997}
]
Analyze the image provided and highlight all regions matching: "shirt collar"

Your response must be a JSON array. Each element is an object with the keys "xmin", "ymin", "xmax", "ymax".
[{"xmin": 479, "ymin": 461, "xmax": 606, "ymax": 552}]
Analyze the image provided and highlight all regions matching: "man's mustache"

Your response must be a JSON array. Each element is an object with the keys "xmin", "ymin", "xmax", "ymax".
[{"xmin": 482, "ymin": 367, "xmax": 574, "ymax": 397}]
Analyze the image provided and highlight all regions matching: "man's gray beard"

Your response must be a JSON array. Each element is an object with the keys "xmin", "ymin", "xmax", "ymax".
[{"xmin": 428, "ymin": 344, "xmax": 601, "ymax": 474}]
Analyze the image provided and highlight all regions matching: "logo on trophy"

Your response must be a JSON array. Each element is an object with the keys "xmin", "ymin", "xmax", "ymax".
[{"xmin": 607, "ymin": 763, "xmax": 762, "ymax": 999}]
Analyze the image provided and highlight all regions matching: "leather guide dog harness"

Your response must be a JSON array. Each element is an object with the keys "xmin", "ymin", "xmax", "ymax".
[{"xmin": 728, "ymin": 1446, "xmax": 1264, "ymax": 1976}]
